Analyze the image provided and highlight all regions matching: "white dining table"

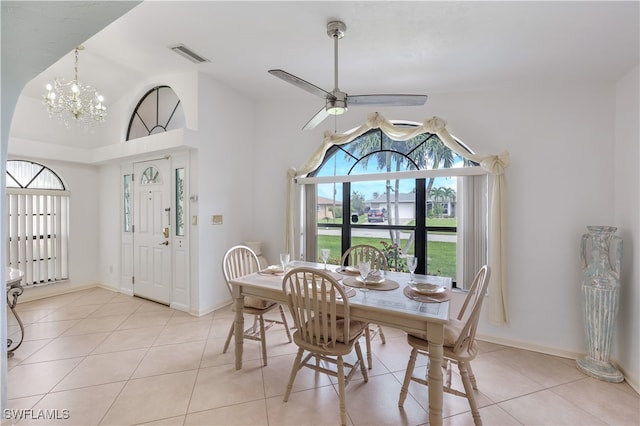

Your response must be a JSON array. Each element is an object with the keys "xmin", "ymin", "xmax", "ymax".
[{"xmin": 229, "ymin": 260, "xmax": 452, "ymax": 426}]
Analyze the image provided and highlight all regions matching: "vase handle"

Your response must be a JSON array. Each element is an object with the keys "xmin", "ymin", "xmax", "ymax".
[
  {"xmin": 611, "ymin": 236, "xmax": 623, "ymax": 278},
  {"xmin": 580, "ymin": 233, "xmax": 589, "ymax": 270}
]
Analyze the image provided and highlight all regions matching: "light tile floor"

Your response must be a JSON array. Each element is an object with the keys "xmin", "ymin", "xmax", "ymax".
[{"xmin": 5, "ymin": 287, "xmax": 639, "ymax": 425}]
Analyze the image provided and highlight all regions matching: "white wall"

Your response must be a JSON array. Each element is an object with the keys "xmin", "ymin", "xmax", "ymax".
[
  {"xmin": 252, "ymin": 81, "xmax": 638, "ymax": 384},
  {"xmin": 614, "ymin": 65, "xmax": 639, "ymax": 387},
  {"xmin": 191, "ymin": 73, "xmax": 255, "ymax": 315},
  {"xmin": 98, "ymin": 163, "xmax": 122, "ymax": 288}
]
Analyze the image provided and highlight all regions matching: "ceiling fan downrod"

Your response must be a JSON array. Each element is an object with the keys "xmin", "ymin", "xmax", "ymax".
[{"xmin": 327, "ymin": 21, "xmax": 347, "ymax": 114}]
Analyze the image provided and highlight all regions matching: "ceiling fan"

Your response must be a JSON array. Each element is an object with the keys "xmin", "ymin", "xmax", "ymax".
[{"xmin": 268, "ymin": 21, "xmax": 428, "ymax": 130}]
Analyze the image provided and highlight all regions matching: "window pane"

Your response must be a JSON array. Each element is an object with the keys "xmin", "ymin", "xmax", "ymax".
[
  {"xmin": 175, "ymin": 168, "xmax": 185, "ymax": 236},
  {"xmin": 316, "ymin": 183, "xmax": 342, "ymax": 224},
  {"xmin": 6, "ymin": 160, "xmax": 64, "ymax": 190},
  {"xmin": 316, "ymin": 181, "xmax": 341, "ymax": 264},
  {"xmin": 140, "ymin": 166, "xmax": 161, "ymax": 184},
  {"xmin": 425, "ymin": 177, "xmax": 458, "ymax": 281},
  {"xmin": 123, "ymin": 174, "xmax": 132, "ymax": 232},
  {"xmin": 317, "ymin": 233, "xmax": 341, "ymax": 265}
]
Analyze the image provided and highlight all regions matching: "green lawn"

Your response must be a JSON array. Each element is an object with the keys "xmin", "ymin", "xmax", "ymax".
[{"xmin": 317, "ymin": 234, "xmax": 456, "ymax": 279}]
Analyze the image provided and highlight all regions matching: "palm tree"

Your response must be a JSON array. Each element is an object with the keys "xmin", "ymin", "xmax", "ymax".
[
  {"xmin": 429, "ymin": 187, "xmax": 446, "ymax": 218},
  {"xmin": 421, "ymin": 135, "xmax": 455, "ymax": 197},
  {"xmin": 442, "ymin": 187, "xmax": 456, "ymax": 217},
  {"xmin": 346, "ymin": 130, "xmax": 457, "ymax": 246}
]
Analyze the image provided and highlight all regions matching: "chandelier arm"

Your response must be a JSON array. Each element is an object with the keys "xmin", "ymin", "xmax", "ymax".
[
  {"xmin": 74, "ymin": 48, "xmax": 79, "ymax": 83},
  {"xmin": 41, "ymin": 46, "xmax": 107, "ymax": 125}
]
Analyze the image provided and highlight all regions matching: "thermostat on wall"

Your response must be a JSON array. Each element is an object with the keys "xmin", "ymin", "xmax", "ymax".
[{"xmin": 212, "ymin": 214, "xmax": 223, "ymax": 225}]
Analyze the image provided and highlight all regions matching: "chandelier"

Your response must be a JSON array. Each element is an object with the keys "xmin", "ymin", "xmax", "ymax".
[{"xmin": 42, "ymin": 46, "xmax": 106, "ymax": 126}]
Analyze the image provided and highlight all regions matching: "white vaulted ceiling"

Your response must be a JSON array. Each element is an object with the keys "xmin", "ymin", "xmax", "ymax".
[{"xmin": 15, "ymin": 1, "xmax": 639, "ymax": 110}]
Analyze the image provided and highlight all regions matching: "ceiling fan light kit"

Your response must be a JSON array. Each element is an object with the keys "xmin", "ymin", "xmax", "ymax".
[
  {"xmin": 327, "ymin": 98, "xmax": 347, "ymax": 115},
  {"xmin": 268, "ymin": 20, "xmax": 427, "ymax": 130}
]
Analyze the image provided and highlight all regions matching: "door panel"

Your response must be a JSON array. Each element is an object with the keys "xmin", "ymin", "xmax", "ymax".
[{"xmin": 133, "ymin": 159, "xmax": 171, "ymax": 304}]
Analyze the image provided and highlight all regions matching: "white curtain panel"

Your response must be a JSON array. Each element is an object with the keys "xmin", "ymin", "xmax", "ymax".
[{"xmin": 286, "ymin": 112, "xmax": 510, "ymax": 325}]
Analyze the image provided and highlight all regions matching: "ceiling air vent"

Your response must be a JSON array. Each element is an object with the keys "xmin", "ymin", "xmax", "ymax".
[{"xmin": 170, "ymin": 44, "xmax": 210, "ymax": 64}]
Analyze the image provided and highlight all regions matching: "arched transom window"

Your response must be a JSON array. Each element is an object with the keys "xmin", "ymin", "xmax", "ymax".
[{"xmin": 127, "ymin": 85, "xmax": 185, "ymax": 141}]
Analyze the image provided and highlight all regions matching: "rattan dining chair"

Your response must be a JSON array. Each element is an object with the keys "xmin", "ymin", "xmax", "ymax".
[
  {"xmin": 222, "ymin": 245, "xmax": 292, "ymax": 366},
  {"xmin": 340, "ymin": 244, "xmax": 388, "ymax": 369},
  {"xmin": 398, "ymin": 265, "xmax": 491, "ymax": 426},
  {"xmin": 282, "ymin": 267, "xmax": 368, "ymax": 426}
]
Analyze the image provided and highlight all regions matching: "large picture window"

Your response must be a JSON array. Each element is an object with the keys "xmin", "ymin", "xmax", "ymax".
[
  {"xmin": 303, "ymin": 126, "xmax": 487, "ymax": 289},
  {"xmin": 6, "ymin": 160, "xmax": 69, "ymax": 285}
]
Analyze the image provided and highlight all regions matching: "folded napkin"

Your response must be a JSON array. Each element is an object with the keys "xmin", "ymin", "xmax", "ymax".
[
  {"xmin": 336, "ymin": 266, "xmax": 360, "ymax": 275},
  {"xmin": 260, "ymin": 265, "xmax": 284, "ymax": 275}
]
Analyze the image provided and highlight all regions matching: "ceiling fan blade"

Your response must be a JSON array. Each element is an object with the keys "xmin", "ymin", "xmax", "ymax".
[
  {"xmin": 268, "ymin": 69, "xmax": 331, "ymax": 99},
  {"xmin": 347, "ymin": 94, "xmax": 428, "ymax": 106},
  {"xmin": 302, "ymin": 106, "xmax": 331, "ymax": 130}
]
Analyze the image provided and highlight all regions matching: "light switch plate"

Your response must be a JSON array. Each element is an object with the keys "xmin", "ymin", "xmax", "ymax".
[{"xmin": 212, "ymin": 214, "xmax": 223, "ymax": 225}]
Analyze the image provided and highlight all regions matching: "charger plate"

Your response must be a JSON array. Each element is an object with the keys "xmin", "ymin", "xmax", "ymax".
[
  {"xmin": 343, "ymin": 277, "xmax": 399, "ymax": 291},
  {"xmin": 403, "ymin": 285, "xmax": 451, "ymax": 302}
]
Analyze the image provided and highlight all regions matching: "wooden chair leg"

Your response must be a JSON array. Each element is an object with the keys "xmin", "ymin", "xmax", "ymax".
[
  {"xmin": 365, "ymin": 327, "xmax": 373, "ymax": 369},
  {"xmin": 378, "ymin": 325, "xmax": 386, "ymax": 344},
  {"xmin": 459, "ymin": 361, "xmax": 482, "ymax": 426},
  {"xmin": 337, "ymin": 355, "xmax": 347, "ymax": 426},
  {"xmin": 354, "ymin": 341, "xmax": 368, "ymax": 382},
  {"xmin": 467, "ymin": 362, "xmax": 478, "ymax": 390},
  {"xmin": 278, "ymin": 305, "xmax": 292, "ymax": 343},
  {"xmin": 258, "ymin": 315, "xmax": 268, "ymax": 366},
  {"xmin": 222, "ymin": 321, "xmax": 234, "ymax": 353},
  {"xmin": 251, "ymin": 315, "xmax": 259, "ymax": 334},
  {"xmin": 284, "ymin": 348, "xmax": 304, "ymax": 402},
  {"xmin": 398, "ymin": 347, "xmax": 419, "ymax": 407}
]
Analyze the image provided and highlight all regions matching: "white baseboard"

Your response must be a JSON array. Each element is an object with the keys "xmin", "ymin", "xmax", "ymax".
[
  {"xmin": 195, "ymin": 299, "xmax": 231, "ymax": 317},
  {"xmin": 477, "ymin": 332, "xmax": 583, "ymax": 360},
  {"xmin": 170, "ymin": 302, "xmax": 190, "ymax": 313},
  {"xmin": 118, "ymin": 287, "xmax": 134, "ymax": 296},
  {"xmin": 17, "ymin": 282, "xmax": 107, "ymax": 303}
]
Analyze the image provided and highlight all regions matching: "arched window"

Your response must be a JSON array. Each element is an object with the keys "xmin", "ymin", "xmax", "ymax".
[
  {"xmin": 305, "ymin": 126, "xmax": 486, "ymax": 288},
  {"xmin": 126, "ymin": 85, "xmax": 185, "ymax": 141},
  {"xmin": 6, "ymin": 160, "xmax": 65, "ymax": 190},
  {"xmin": 6, "ymin": 160, "xmax": 69, "ymax": 285}
]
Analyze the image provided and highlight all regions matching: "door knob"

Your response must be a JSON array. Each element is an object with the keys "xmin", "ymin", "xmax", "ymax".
[{"xmin": 159, "ymin": 241, "xmax": 169, "ymax": 246}]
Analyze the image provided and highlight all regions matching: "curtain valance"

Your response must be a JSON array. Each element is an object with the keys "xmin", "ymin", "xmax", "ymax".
[{"xmin": 285, "ymin": 112, "xmax": 510, "ymax": 325}]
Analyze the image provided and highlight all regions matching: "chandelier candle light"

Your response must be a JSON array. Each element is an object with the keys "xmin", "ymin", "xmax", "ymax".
[{"xmin": 42, "ymin": 46, "xmax": 106, "ymax": 126}]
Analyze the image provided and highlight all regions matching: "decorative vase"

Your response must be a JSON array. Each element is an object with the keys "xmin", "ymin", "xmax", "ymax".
[{"xmin": 576, "ymin": 226, "xmax": 623, "ymax": 382}]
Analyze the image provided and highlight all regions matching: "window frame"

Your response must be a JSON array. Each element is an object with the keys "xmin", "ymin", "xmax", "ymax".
[
  {"xmin": 300, "ymin": 127, "xmax": 486, "ymax": 289},
  {"xmin": 5, "ymin": 160, "xmax": 70, "ymax": 285}
]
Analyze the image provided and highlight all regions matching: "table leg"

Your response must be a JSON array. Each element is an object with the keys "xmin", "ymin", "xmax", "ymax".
[
  {"xmin": 233, "ymin": 285, "xmax": 245, "ymax": 370},
  {"xmin": 427, "ymin": 322, "xmax": 444, "ymax": 426}
]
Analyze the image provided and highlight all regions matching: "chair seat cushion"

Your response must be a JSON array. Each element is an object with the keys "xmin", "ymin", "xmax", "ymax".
[
  {"xmin": 409, "ymin": 318, "xmax": 465, "ymax": 348},
  {"xmin": 444, "ymin": 318, "xmax": 465, "ymax": 347},
  {"xmin": 244, "ymin": 296, "xmax": 276, "ymax": 310},
  {"xmin": 305, "ymin": 318, "xmax": 367, "ymax": 344}
]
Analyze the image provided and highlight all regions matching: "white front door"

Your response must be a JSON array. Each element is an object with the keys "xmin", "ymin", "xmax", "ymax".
[{"xmin": 133, "ymin": 159, "xmax": 172, "ymax": 304}]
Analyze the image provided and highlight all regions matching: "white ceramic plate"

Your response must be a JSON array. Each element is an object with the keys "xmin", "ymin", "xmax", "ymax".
[{"xmin": 408, "ymin": 282, "xmax": 446, "ymax": 295}]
